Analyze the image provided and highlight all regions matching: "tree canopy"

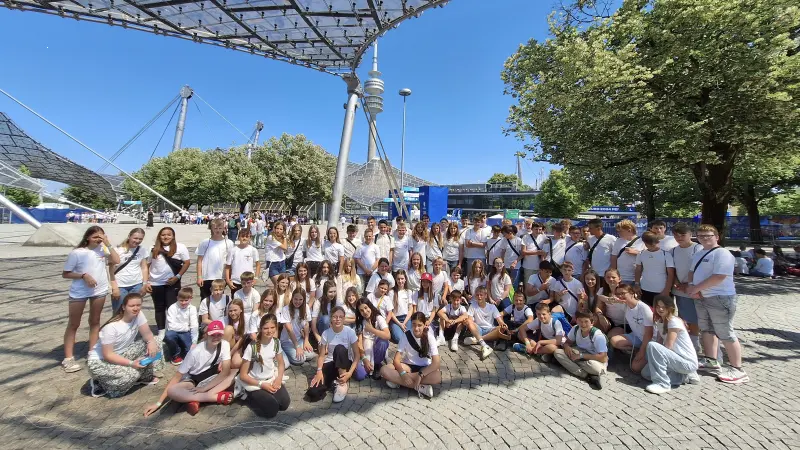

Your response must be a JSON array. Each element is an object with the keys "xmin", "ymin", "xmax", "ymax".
[
  {"xmin": 533, "ymin": 170, "xmax": 585, "ymax": 218},
  {"xmin": 502, "ymin": 0, "xmax": 800, "ymax": 235},
  {"xmin": 61, "ymin": 185, "xmax": 116, "ymax": 210},
  {"xmin": 486, "ymin": 173, "xmax": 531, "ymax": 190},
  {"xmin": 3, "ymin": 165, "xmax": 40, "ymax": 208}
]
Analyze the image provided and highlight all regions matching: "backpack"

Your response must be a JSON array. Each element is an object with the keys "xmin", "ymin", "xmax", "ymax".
[
  {"xmin": 198, "ymin": 294, "xmax": 231, "ymax": 336},
  {"xmin": 249, "ymin": 339, "xmax": 280, "ymax": 365},
  {"xmin": 550, "ymin": 312, "xmax": 572, "ymax": 336},
  {"xmin": 228, "ymin": 218, "xmax": 237, "ymax": 229}
]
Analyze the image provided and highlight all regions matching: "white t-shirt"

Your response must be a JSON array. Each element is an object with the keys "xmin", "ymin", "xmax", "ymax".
[
  {"xmin": 467, "ymin": 277, "xmax": 486, "ymax": 297},
  {"xmin": 504, "ymin": 304, "xmax": 533, "ymax": 324},
  {"xmin": 392, "ymin": 236, "xmax": 411, "ymax": 270},
  {"xmin": 342, "ymin": 237, "xmax": 361, "ymax": 260},
  {"xmin": 754, "ymin": 257, "xmax": 774, "ymax": 276},
  {"xmin": 179, "ymin": 340, "xmax": 231, "ymax": 376},
  {"xmin": 526, "ymin": 273, "xmax": 552, "ymax": 304},
  {"xmin": 320, "ymin": 326, "xmax": 358, "ymax": 363},
  {"xmin": 486, "ymin": 236, "xmax": 505, "ymax": 264},
  {"xmin": 287, "ymin": 239, "xmax": 304, "ymax": 267},
  {"xmin": 407, "ymin": 270, "xmax": 422, "ymax": 291},
  {"xmin": 670, "ymin": 243, "xmax": 704, "ymax": 295},
  {"xmin": 304, "ymin": 240, "xmax": 323, "ymax": 262},
  {"xmin": 322, "ymin": 241, "xmax": 345, "ymax": 264},
  {"xmin": 625, "ymin": 301, "xmax": 654, "ymax": 340},
  {"xmin": 368, "ymin": 292, "xmax": 394, "ymax": 318},
  {"xmin": 442, "ymin": 238, "xmax": 460, "ymax": 262},
  {"xmin": 546, "ymin": 237, "xmax": 567, "ymax": 267},
  {"xmin": 365, "ymin": 272, "xmax": 396, "ymax": 294},
  {"xmin": 399, "ymin": 328, "xmax": 438, "ymax": 367},
  {"xmin": 394, "ymin": 289, "xmax": 413, "ymax": 317},
  {"xmin": 526, "ymin": 317, "xmax": 565, "ymax": 341},
  {"xmin": 563, "ymin": 239, "xmax": 587, "ymax": 276},
  {"xmin": 263, "ymin": 235, "xmax": 286, "ymax": 262},
  {"xmin": 226, "ymin": 245, "xmax": 259, "ymax": 284},
  {"xmin": 659, "ymin": 235, "xmax": 679, "ymax": 252},
  {"xmin": 490, "ymin": 272, "xmax": 512, "ymax": 301},
  {"xmin": 598, "ymin": 286, "xmax": 626, "ymax": 325},
  {"xmin": 278, "ymin": 305, "xmax": 311, "ymax": 342},
  {"xmin": 501, "ymin": 236, "xmax": 523, "ymax": 268},
  {"xmin": 612, "ymin": 237, "xmax": 645, "ymax": 282},
  {"xmin": 653, "ymin": 317, "xmax": 698, "ymax": 365},
  {"xmin": 412, "ymin": 236, "xmax": 428, "ymax": 265},
  {"xmin": 196, "ymin": 238, "xmax": 234, "ymax": 280},
  {"xmin": 552, "ymin": 277, "xmax": 583, "ymax": 317},
  {"xmin": 361, "ymin": 315, "xmax": 388, "ymax": 343},
  {"xmin": 166, "ymin": 303, "xmax": 198, "ymax": 333},
  {"xmin": 375, "ymin": 234, "xmax": 394, "ymax": 259},
  {"xmin": 734, "ymin": 257, "xmax": 749, "ymax": 275},
  {"xmin": 636, "ymin": 249, "xmax": 675, "ymax": 293},
  {"xmin": 462, "ymin": 228, "xmax": 488, "ymax": 260},
  {"xmin": 690, "ymin": 247, "xmax": 736, "ymax": 296},
  {"xmin": 147, "ymin": 243, "xmax": 191, "ymax": 286},
  {"xmin": 431, "ymin": 271, "xmax": 449, "ymax": 297},
  {"xmin": 567, "ymin": 327, "xmax": 608, "ymax": 357},
  {"xmin": 242, "ymin": 338, "xmax": 282, "ymax": 381},
  {"xmin": 64, "ymin": 246, "xmax": 110, "ymax": 298},
  {"xmin": 234, "ymin": 288, "xmax": 260, "ymax": 317},
  {"xmin": 198, "ymin": 295, "xmax": 230, "ymax": 322},
  {"xmin": 114, "ymin": 246, "xmax": 146, "ymax": 287},
  {"xmin": 412, "ymin": 292, "xmax": 440, "ymax": 318},
  {"xmin": 442, "ymin": 304, "xmax": 467, "ymax": 320},
  {"xmin": 469, "ymin": 301, "xmax": 501, "ymax": 328},
  {"xmin": 521, "ymin": 233, "xmax": 547, "ymax": 270},
  {"xmin": 89, "ymin": 311, "xmax": 147, "ymax": 360},
  {"xmin": 450, "ymin": 278, "xmax": 465, "ymax": 293},
  {"xmin": 354, "ymin": 243, "xmax": 381, "ymax": 275},
  {"xmin": 587, "ymin": 234, "xmax": 617, "ymax": 276}
]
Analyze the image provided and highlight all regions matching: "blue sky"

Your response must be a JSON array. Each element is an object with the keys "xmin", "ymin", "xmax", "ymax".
[{"xmin": 0, "ymin": 0, "xmax": 559, "ymax": 189}]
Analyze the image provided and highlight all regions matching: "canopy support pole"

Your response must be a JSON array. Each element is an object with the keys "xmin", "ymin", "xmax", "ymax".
[{"xmin": 327, "ymin": 74, "xmax": 361, "ymax": 228}]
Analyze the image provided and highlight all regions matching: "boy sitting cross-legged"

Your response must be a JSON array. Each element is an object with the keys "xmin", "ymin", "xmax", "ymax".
[
  {"xmin": 513, "ymin": 302, "xmax": 564, "ymax": 362},
  {"xmin": 553, "ymin": 311, "xmax": 608, "ymax": 390}
]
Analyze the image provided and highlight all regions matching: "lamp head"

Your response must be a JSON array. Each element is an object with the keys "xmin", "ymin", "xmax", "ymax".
[{"xmin": 399, "ymin": 88, "xmax": 412, "ymax": 97}]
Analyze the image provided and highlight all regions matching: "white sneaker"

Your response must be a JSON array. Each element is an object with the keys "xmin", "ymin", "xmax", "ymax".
[
  {"xmin": 717, "ymin": 366, "xmax": 750, "ymax": 385},
  {"xmin": 464, "ymin": 337, "xmax": 478, "ymax": 345},
  {"xmin": 157, "ymin": 329, "xmax": 166, "ymax": 339},
  {"xmin": 449, "ymin": 339, "xmax": 458, "ymax": 352},
  {"xmin": 282, "ymin": 375, "xmax": 290, "ymax": 383},
  {"xmin": 62, "ymin": 357, "xmax": 82, "ymax": 373},
  {"xmin": 436, "ymin": 333, "xmax": 446, "ymax": 347},
  {"xmin": 386, "ymin": 381, "xmax": 399, "ymax": 389},
  {"xmin": 332, "ymin": 381, "xmax": 348, "ymax": 403},
  {"xmin": 480, "ymin": 345, "xmax": 493, "ymax": 360},
  {"xmin": 645, "ymin": 384, "xmax": 671, "ymax": 395},
  {"xmin": 685, "ymin": 372, "xmax": 701, "ymax": 385},
  {"xmin": 416, "ymin": 384, "xmax": 434, "ymax": 398}
]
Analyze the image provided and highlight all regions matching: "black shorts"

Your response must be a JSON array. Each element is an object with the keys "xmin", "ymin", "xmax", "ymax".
[
  {"xmin": 408, "ymin": 364, "xmax": 427, "ymax": 374},
  {"xmin": 442, "ymin": 324, "xmax": 461, "ymax": 341},
  {"xmin": 640, "ymin": 290, "xmax": 659, "ymax": 307}
]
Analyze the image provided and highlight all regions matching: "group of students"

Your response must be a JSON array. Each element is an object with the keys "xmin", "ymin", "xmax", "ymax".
[{"xmin": 60, "ymin": 214, "xmax": 748, "ymax": 419}]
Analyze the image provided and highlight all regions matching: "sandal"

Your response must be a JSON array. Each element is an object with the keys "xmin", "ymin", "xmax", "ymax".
[
  {"xmin": 136, "ymin": 377, "xmax": 159, "ymax": 386},
  {"xmin": 186, "ymin": 401, "xmax": 200, "ymax": 416},
  {"xmin": 216, "ymin": 390, "xmax": 234, "ymax": 405}
]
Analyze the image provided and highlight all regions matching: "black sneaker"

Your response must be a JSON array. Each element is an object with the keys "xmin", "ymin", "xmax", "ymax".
[
  {"xmin": 495, "ymin": 340, "xmax": 508, "ymax": 352},
  {"xmin": 587, "ymin": 374, "xmax": 603, "ymax": 390},
  {"xmin": 89, "ymin": 378, "xmax": 106, "ymax": 398}
]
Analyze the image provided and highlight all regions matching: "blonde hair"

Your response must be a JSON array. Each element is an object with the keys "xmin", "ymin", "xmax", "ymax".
[
  {"xmin": 211, "ymin": 279, "xmax": 226, "ymax": 291},
  {"xmin": 615, "ymin": 219, "xmax": 637, "ymax": 234}
]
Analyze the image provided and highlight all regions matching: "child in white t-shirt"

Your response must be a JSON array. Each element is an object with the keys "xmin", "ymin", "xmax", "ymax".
[
  {"xmin": 225, "ymin": 231, "xmax": 260, "ymax": 294},
  {"xmin": 464, "ymin": 286, "xmax": 509, "ymax": 358},
  {"xmin": 634, "ymin": 231, "xmax": 675, "ymax": 307},
  {"xmin": 608, "ymin": 284, "xmax": 653, "ymax": 373},
  {"xmin": 437, "ymin": 291, "xmax": 471, "ymax": 352},
  {"xmin": 502, "ymin": 291, "xmax": 534, "ymax": 336},
  {"xmin": 553, "ymin": 311, "xmax": 608, "ymax": 390},
  {"xmin": 379, "ymin": 312, "xmax": 441, "ymax": 398},
  {"xmin": 641, "ymin": 295, "xmax": 699, "ymax": 394},
  {"xmin": 198, "ymin": 280, "xmax": 231, "ymax": 329},
  {"xmin": 356, "ymin": 298, "xmax": 391, "ymax": 377},
  {"xmin": 548, "ymin": 261, "xmax": 583, "ymax": 321},
  {"xmin": 165, "ymin": 287, "xmax": 199, "ymax": 365},
  {"xmin": 237, "ymin": 313, "xmax": 290, "ymax": 417},
  {"xmin": 515, "ymin": 302, "xmax": 565, "ymax": 361},
  {"xmin": 233, "ymin": 272, "xmax": 260, "ymax": 320}
]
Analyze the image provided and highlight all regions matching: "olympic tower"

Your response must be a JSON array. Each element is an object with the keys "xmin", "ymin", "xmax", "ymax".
[{"xmin": 364, "ymin": 42, "xmax": 384, "ymax": 161}]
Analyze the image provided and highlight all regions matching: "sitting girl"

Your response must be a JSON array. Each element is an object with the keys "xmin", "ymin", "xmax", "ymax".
[
  {"xmin": 306, "ymin": 306, "xmax": 364, "ymax": 403},
  {"xmin": 88, "ymin": 293, "xmax": 163, "ymax": 398},
  {"xmin": 342, "ymin": 287, "xmax": 360, "ymax": 328},
  {"xmin": 238, "ymin": 314, "xmax": 291, "ymax": 417},
  {"xmin": 389, "ymin": 270, "xmax": 414, "ymax": 344},
  {"xmin": 356, "ymin": 298, "xmax": 391, "ymax": 378},
  {"xmin": 278, "ymin": 288, "xmax": 314, "ymax": 366},
  {"xmin": 143, "ymin": 320, "xmax": 236, "ymax": 417},
  {"xmin": 642, "ymin": 295, "xmax": 700, "ymax": 394},
  {"xmin": 595, "ymin": 268, "xmax": 625, "ymax": 333},
  {"xmin": 224, "ymin": 299, "xmax": 247, "ymax": 369},
  {"xmin": 380, "ymin": 312, "xmax": 441, "ymax": 398},
  {"xmin": 247, "ymin": 289, "xmax": 278, "ymax": 341}
]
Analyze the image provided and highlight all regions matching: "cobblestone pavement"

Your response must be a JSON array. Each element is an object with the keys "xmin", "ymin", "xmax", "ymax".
[{"xmin": 1, "ymin": 253, "xmax": 800, "ymax": 450}]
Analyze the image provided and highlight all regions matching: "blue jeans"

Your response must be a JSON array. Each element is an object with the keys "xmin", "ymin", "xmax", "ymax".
[
  {"xmin": 281, "ymin": 340, "xmax": 311, "ymax": 366},
  {"xmin": 389, "ymin": 314, "xmax": 407, "ymax": 344},
  {"xmin": 642, "ymin": 341, "xmax": 698, "ymax": 388},
  {"xmin": 316, "ymin": 314, "xmax": 331, "ymax": 336},
  {"xmin": 750, "ymin": 270, "xmax": 771, "ymax": 278},
  {"xmin": 508, "ymin": 268, "xmax": 520, "ymax": 289},
  {"xmin": 164, "ymin": 330, "xmax": 193, "ymax": 359},
  {"xmin": 114, "ymin": 283, "xmax": 142, "ymax": 312},
  {"xmin": 268, "ymin": 260, "xmax": 286, "ymax": 278},
  {"xmin": 497, "ymin": 297, "xmax": 512, "ymax": 313}
]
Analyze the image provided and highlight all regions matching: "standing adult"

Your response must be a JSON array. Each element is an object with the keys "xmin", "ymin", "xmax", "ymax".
[
  {"xmin": 461, "ymin": 215, "xmax": 488, "ymax": 277},
  {"xmin": 686, "ymin": 225, "xmax": 749, "ymax": 384},
  {"xmin": 110, "ymin": 228, "xmax": 148, "ymax": 313},
  {"xmin": 196, "ymin": 218, "xmax": 235, "ymax": 300},
  {"xmin": 146, "ymin": 208, "xmax": 154, "ymax": 229},
  {"xmin": 62, "ymin": 226, "xmax": 120, "ymax": 373},
  {"xmin": 144, "ymin": 227, "xmax": 191, "ymax": 338}
]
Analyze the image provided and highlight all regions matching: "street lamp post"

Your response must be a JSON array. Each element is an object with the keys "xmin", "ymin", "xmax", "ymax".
[{"xmin": 399, "ymin": 88, "xmax": 412, "ymax": 204}]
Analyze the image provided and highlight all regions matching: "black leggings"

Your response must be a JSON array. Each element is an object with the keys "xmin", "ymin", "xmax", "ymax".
[
  {"xmin": 151, "ymin": 283, "xmax": 180, "ymax": 330},
  {"xmin": 200, "ymin": 280, "xmax": 215, "ymax": 300},
  {"xmin": 305, "ymin": 345, "xmax": 352, "ymax": 399},
  {"xmin": 247, "ymin": 385, "xmax": 290, "ymax": 418}
]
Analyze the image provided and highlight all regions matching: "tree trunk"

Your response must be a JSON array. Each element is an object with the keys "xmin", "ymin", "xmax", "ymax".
[
  {"xmin": 742, "ymin": 184, "xmax": 764, "ymax": 243},
  {"xmin": 238, "ymin": 200, "xmax": 248, "ymax": 213},
  {"xmin": 642, "ymin": 177, "xmax": 656, "ymax": 222},
  {"xmin": 691, "ymin": 146, "xmax": 736, "ymax": 242}
]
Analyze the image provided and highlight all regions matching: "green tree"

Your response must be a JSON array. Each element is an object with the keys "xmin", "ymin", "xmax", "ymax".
[
  {"xmin": 4, "ymin": 165, "xmax": 40, "ymax": 207},
  {"xmin": 206, "ymin": 147, "xmax": 267, "ymax": 212},
  {"xmin": 486, "ymin": 173, "xmax": 532, "ymax": 190},
  {"xmin": 759, "ymin": 189, "xmax": 800, "ymax": 216},
  {"xmin": 124, "ymin": 148, "xmax": 219, "ymax": 208},
  {"xmin": 533, "ymin": 170, "xmax": 585, "ymax": 218},
  {"xmin": 253, "ymin": 133, "xmax": 336, "ymax": 215},
  {"xmin": 502, "ymin": 0, "xmax": 800, "ymax": 237},
  {"xmin": 61, "ymin": 185, "xmax": 115, "ymax": 210}
]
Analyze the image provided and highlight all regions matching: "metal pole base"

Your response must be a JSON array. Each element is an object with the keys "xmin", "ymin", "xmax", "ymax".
[{"xmin": 0, "ymin": 192, "xmax": 42, "ymax": 228}]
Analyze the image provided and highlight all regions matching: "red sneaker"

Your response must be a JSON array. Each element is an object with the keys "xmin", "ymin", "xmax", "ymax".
[
  {"xmin": 171, "ymin": 356, "xmax": 183, "ymax": 366},
  {"xmin": 186, "ymin": 401, "xmax": 200, "ymax": 416}
]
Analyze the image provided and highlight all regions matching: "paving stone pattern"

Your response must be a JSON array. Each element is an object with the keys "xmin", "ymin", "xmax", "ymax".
[{"xmin": 1, "ymin": 253, "xmax": 799, "ymax": 449}]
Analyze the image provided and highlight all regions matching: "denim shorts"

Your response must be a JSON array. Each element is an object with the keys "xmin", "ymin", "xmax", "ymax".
[
  {"xmin": 676, "ymin": 295, "xmax": 698, "ymax": 324},
  {"xmin": 268, "ymin": 260, "xmax": 287, "ymax": 278},
  {"xmin": 478, "ymin": 326, "xmax": 493, "ymax": 336},
  {"xmin": 623, "ymin": 333, "xmax": 643, "ymax": 347},
  {"xmin": 69, "ymin": 293, "xmax": 107, "ymax": 303},
  {"xmin": 695, "ymin": 295, "xmax": 738, "ymax": 341}
]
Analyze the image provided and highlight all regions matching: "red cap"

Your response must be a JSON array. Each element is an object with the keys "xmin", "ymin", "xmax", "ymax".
[
  {"xmin": 207, "ymin": 320, "xmax": 225, "ymax": 335},
  {"xmin": 421, "ymin": 273, "xmax": 433, "ymax": 282}
]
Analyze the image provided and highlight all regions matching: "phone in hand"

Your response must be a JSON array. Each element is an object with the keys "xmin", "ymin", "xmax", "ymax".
[{"xmin": 139, "ymin": 352, "xmax": 163, "ymax": 366}]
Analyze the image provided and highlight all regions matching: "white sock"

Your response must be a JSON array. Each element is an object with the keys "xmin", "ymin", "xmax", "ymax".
[
  {"xmin": 453, "ymin": 331, "xmax": 461, "ymax": 340},
  {"xmin": 158, "ymin": 329, "xmax": 166, "ymax": 339},
  {"xmin": 479, "ymin": 339, "xmax": 488, "ymax": 347}
]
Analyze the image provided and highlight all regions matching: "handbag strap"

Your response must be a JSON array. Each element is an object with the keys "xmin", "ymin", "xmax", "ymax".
[{"xmin": 114, "ymin": 246, "xmax": 140, "ymax": 275}]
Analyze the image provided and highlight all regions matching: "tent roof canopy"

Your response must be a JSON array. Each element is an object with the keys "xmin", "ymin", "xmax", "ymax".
[{"xmin": 4, "ymin": 0, "xmax": 450, "ymax": 74}]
